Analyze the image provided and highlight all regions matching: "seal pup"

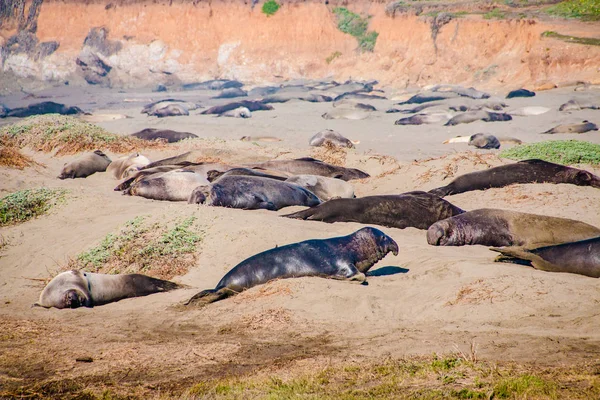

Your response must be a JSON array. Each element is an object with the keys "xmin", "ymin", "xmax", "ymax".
[
  {"xmin": 249, "ymin": 157, "xmax": 369, "ymax": 181},
  {"xmin": 130, "ymin": 128, "xmax": 198, "ymax": 143},
  {"xmin": 309, "ymin": 129, "xmax": 357, "ymax": 148},
  {"xmin": 506, "ymin": 89, "xmax": 535, "ymax": 98},
  {"xmin": 184, "ymin": 227, "xmax": 399, "ymax": 306},
  {"xmin": 284, "ymin": 175, "xmax": 355, "ymax": 200},
  {"xmin": 126, "ymin": 170, "xmax": 210, "ymax": 201},
  {"xmin": 58, "ymin": 150, "xmax": 112, "ymax": 179},
  {"xmin": 444, "ymin": 111, "xmax": 512, "ymax": 126},
  {"xmin": 427, "ymin": 209, "xmax": 600, "ymax": 248},
  {"xmin": 188, "ymin": 175, "xmax": 321, "ymax": 210},
  {"xmin": 34, "ymin": 270, "xmax": 181, "ymax": 309},
  {"xmin": 429, "ymin": 159, "xmax": 600, "ymax": 197},
  {"xmin": 283, "ymin": 191, "xmax": 464, "ymax": 229},
  {"xmin": 491, "ymin": 236, "xmax": 600, "ymax": 278},
  {"xmin": 218, "ymin": 107, "xmax": 252, "ymax": 118},
  {"xmin": 107, "ymin": 153, "xmax": 151, "ymax": 179},
  {"xmin": 542, "ymin": 121, "xmax": 598, "ymax": 134},
  {"xmin": 322, "ymin": 109, "xmax": 371, "ymax": 120}
]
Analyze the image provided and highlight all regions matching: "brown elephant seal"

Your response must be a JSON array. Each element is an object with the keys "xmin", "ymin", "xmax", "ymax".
[
  {"xmin": 249, "ymin": 157, "xmax": 369, "ymax": 181},
  {"xmin": 427, "ymin": 209, "xmax": 600, "ymax": 247},
  {"xmin": 185, "ymin": 227, "xmax": 399, "ymax": 306},
  {"xmin": 107, "ymin": 153, "xmax": 151, "ymax": 179},
  {"xmin": 201, "ymin": 101, "xmax": 273, "ymax": 115},
  {"xmin": 126, "ymin": 170, "xmax": 210, "ymax": 201},
  {"xmin": 58, "ymin": 150, "xmax": 112, "ymax": 179},
  {"xmin": 207, "ymin": 168, "xmax": 289, "ymax": 182},
  {"xmin": 284, "ymin": 175, "xmax": 355, "ymax": 200},
  {"xmin": 429, "ymin": 159, "xmax": 600, "ymax": 197},
  {"xmin": 491, "ymin": 236, "xmax": 600, "ymax": 278},
  {"xmin": 188, "ymin": 175, "xmax": 321, "ymax": 210},
  {"xmin": 130, "ymin": 128, "xmax": 198, "ymax": 143},
  {"xmin": 218, "ymin": 106, "xmax": 251, "ymax": 118},
  {"xmin": 444, "ymin": 111, "xmax": 512, "ymax": 126},
  {"xmin": 559, "ymin": 99, "xmax": 599, "ymax": 112},
  {"xmin": 309, "ymin": 129, "xmax": 356, "ymax": 148},
  {"xmin": 283, "ymin": 191, "xmax": 464, "ymax": 229},
  {"xmin": 542, "ymin": 121, "xmax": 598, "ymax": 134},
  {"xmin": 34, "ymin": 270, "xmax": 181, "ymax": 309}
]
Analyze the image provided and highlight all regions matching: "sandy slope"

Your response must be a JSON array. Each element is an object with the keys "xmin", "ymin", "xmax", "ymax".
[{"xmin": 1, "ymin": 84, "xmax": 600, "ymax": 394}]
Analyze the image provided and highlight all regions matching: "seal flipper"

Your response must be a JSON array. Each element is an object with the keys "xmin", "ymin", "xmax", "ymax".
[
  {"xmin": 184, "ymin": 287, "xmax": 237, "ymax": 306},
  {"xmin": 281, "ymin": 207, "xmax": 316, "ymax": 220}
]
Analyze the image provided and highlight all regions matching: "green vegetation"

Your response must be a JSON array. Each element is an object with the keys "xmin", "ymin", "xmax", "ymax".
[
  {"xmin": 0, "ymin": 115, "xmax": 164, "ymax": 156},
  {"xmin": 0, "ymin": 188, "xmax": 67, "ymax": 226},
  {"xmin": 500, "ymin": 140, "xmax": 600, "ymax": 165},
  {"xmin": 483, "ymin": 8, "xmax": 507, "ymax": 19},
  {"xmin": 546, "ymin": 0, "xmax": 600, "ymax": 20},
  {"xmin": 542, "ymin": 30, "xmax": 600, "ymax": 46},
  {"xmin": 261, "ymin": 0, "xmax": 280, "ymax": 16},
  {"xmin": 332, "ymin": 7, "xmax": 379, "ymax": 52},
  {"xmin": 325, "ymin": 51, "xmax": 342, "ymax": 64},
  {"xmin": 71, "ymin": 216, "xmax": 204, "ymax": 280}
]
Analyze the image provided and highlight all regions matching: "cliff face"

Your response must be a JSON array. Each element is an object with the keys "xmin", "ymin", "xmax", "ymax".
[{"xmin": 1, "ymin": 0, "xmax": 599, "ymax": 90}]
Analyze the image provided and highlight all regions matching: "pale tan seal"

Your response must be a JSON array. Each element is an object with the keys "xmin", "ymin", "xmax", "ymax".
[{"xmin": 58, "ymin": 150, "xmax": 112, "ymax": 179}]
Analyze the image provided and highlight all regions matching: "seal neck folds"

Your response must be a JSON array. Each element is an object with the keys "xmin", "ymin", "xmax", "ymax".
[{"xmin": 345, "ymin": 227, "xmax": 399, "ymax": 272}]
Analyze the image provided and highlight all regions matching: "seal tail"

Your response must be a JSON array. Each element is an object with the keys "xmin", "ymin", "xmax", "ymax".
[{"xmin": 184, "ymin": 287, "xmax": 236, "ymax": 306}]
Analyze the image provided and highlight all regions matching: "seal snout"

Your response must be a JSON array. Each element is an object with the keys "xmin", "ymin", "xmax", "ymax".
[
  {"xmin": 385, "ymin": 237, "xmax": 399, "ymax": 256},
  {"xmin": 64, "ymin": 289, "xmax": 84, "ymax": 309},
  {"xmin": 426, "ymin": 223, "xmax": 445, "ymax": 246}
]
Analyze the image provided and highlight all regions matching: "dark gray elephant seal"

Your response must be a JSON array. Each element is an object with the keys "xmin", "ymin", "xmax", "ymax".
[
  {"xmin": 395, "ymin": 111, "xmax": 452, "ymax": 125},
  {"xmin": 34, "ymin": 270, "xmax": 181, "ymax": 309},
  {"xmin": 150, "ymin": 104, "xmax": 189, "ymax": 118},
  {"xmin": 188, "ymin": 175, "xmax": 321, "ymax": 210},
  {"xmin": 3, "ymin": 102, "xmax": 83, "ymax": 118},
  {"xmin": 468, "ymin": 133, "xmax": 500, "ymax": 149},
  {"xmin": 429, "ymin": 159, "xmax": 600, "ymax": 197},
  {"xmin": 427, "ymin": 209, "xmax": 600, "ymax": 248},
  {"xmin": 506, "ymin": 88, "xmax": 535, "ymax": 98},
  {"xmin": 542, "ymin": 121, "xmax": 598, "ymax": 134},
  {"xmin": 184, "ymin": 227, "xmax": 399, "ymax": 306},
  {"xmin": 201, "ymin": 101, "xmax": 273, "ymax": 115},
  {"xmin": 309, "ymin": 129, "xmax": 355, "ymax": 148},
  {"xmin": 249, "ymin": 157, "xmax": 369, "ymax": 181},
  {"xmin": 398, "ymin": 91, "xmax": 459, "ymax": 105},
  {"xmin": 283, "ymin": 191, "xmax": 464, "ymax": 229},
  {"xmin": 130, "ymin": 128, "xmax": 198, "ymax": 143},
  {"xmin": 491, "ymin": 236, "xmax": 600, "ymax": 278},
  {"xmin": 58, "ymin": 150, "xmax": 112, "ymax": 179},
  {"xmin": 444, "ymin": 111, "xmax": 512, "ymax": 126}
]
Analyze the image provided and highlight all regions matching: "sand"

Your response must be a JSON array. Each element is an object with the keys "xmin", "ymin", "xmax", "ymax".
[{"xmin": 1, "ymin": 83, "xmax": 600, "ymax": 394}]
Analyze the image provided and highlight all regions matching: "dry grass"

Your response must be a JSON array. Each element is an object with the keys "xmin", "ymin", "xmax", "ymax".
[
  {"xmin": 311, "ymin": 141, "xmax": 348, "ymax": 166},
  {"xmin": 0, "ymin": 114, "xmax": 166, "ymax": 156},
  {"xmin": 416, "ymin": 152, "xmax": 500, "ymax": 183},
  {"xmin": 0, "ymin": 145, "xmax": 41, "ymax": 169}
]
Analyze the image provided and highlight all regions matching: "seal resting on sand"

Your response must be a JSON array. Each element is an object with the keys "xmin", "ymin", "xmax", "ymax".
[
  {"xmin": 34, "ymin": 270, "xmax": 182, "ymax": 309},
  {"xmin": 130, "ymin": 128, "xmax": 198, "ymax": 143},
  {"xmin": 249, "ymin": 157, "xmax": 369, "ymax": 181},
  {"xmin": 427, "ymin": 209, "xmax": 600, "ymax": 248},
  {"xmin": 491, "ymin": 236, "xmax": 600, "ymax": 278},
  {"xmin": 542, "ymin": 121, "xmax": 598, "ymax": 134},
  {"xmin": 107, "ymin": 153, "xmax": 151, "ymax": 179},
  {"xmin": 284, "ymin": 175, "xmax": 355, "ymax": 200},
  {"xmin": 188, "ymin": 175, "xmax": 321, "ymax": 210},
  {"xmin": 429, "ymin": 159, "xmax": 600, "ymax": 197},
  {"xmin": 283, "ymin": 191, "xmax": 464, "ymax": 229},
  {"xmin": 184, "ymin": 227, "xmax": 399, "ymax": 306},
  {"xmin": 309, "ymin": 129, "xmax": 357, "ymax": 148},
  {"xmin": 58, "ymin": 150, "xmax": 112, "ymax": 179}
]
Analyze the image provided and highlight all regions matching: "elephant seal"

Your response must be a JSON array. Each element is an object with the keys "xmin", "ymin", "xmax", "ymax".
[
  {"xmin": 395, "ymin": 111, "xmax": 452, "ymax": 125},
  {"xmin": 506, "ymin": 89, "xmax": 535, "ymax": 98},
  {"xmin": 467, "ymin": 133, "xmax": 500, "ymax": 149},
  {"xmin": 130, "ymin": 128, "xmax": 198, "ymax": 143},
  {"xmin": 188, "ymin": 175, "xmax": 321, "ymax": 210},
  {"xmin": 184, "ymin": 227, "xmax": 399, "ymax": 306},
  {"xmin": 309, "ymin": 129, "xmax": 356, "ymax": 148},
  {"xmin": 283, "ymin": 191, "xmax": 464, "ymax": 229},
  {"xmin": 3, "ymin": 102, "xmax": 83, "ymax": 118},
  {"xmin": 249, "ymin": 157, "xmax": 369, "ymax": 181},
  {"xmin": 150, "ymin": 104, "xmax": 189, "ymax": 118},
  {"xmin": 491, "ymin": 236, "xmax": 600, "ymax": 278},
  {"xmin": 34, "ymin": 270, "xmax": 181, "ymax": 309},
  {"xmin": 107, "ymin": 153, "xmax": 151, "ymax": 179},
  {"xmin": 212, "ymin": 88, "xmax": 248, "ymax": 99},
  {"xmin": 141, "ymin": 99, "xmax": 200, "ymax": 116},
  {"xmin": 218, "ymin": 107, "xmax": 251, "ymax": 118},
  {"xmin": 201, "ymin": 101, "xmax": 273, "ymax": 115},
  {"xmin": 126, "ymin": 170, "xmax": 210, "ymax": 201},
  {"xmin": 428, "ymin": 159, "xmax": 600, "ymax": 197},
  {"xmin": 261, "ymin": 93, "xmax": 332, "ymax": 103},
  {"xmin": 542, "ymin": 121, "xmax": 598, "ymax": 134},
  {"xmin": 398, "ymin": 91, "xmax": 459, "ymax": 105},
  {"xmin": 444, "ymin": 111, "xmax": 512, "ymax": 126},
  {"xmin": 182, "ymin": 79, "xmax": 243, "ymax": 91},
  {"xmin": 427, "ymin": 209, "xmax": 600, "ymax": 247},
  {"xmin": 559, "ymin": 99, "xmax": 599, "ymax": 112},
  {"xmin": 332, "ymin": 99, "xmax": 377, "ymax": 111},
  {"xmin": 284, "ymin": 175, "xmax": 355, "ymax": 200},
  {"xmin": 322, "ymin": 109, "xmax": 371, "ymax": 120},
  {"xmin": 428, "ymin": 84, "xmax": 490, "ymax": 100},
  {"xmin": 333, "ymin": 93, "xmax": 386, "ymax": 102},
  {"xmin": 58, "ymin": 150, "xmax": 112, "ymax": 179},
  {"xmin": 207, "ymin": 168, "xmax": 289, "ymax": 182}
]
